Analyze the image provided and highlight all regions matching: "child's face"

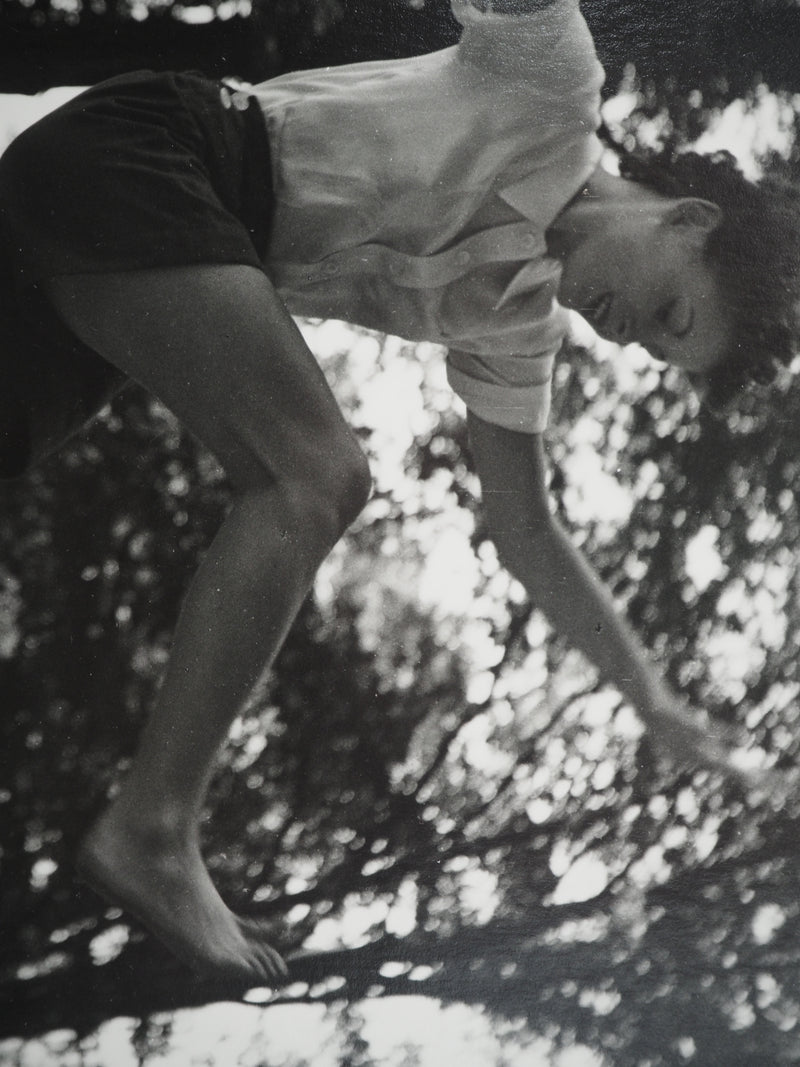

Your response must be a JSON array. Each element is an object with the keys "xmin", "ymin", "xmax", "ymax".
[{"xmin": 559, "ymin": 199, "xmax": 733, "ymax": 381}]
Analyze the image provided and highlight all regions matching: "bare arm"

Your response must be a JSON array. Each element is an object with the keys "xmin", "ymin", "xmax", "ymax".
[
  {"xmin": 451, "ymin": 0, "xmax": 599, "ymax": 83},
  {"xmin": 467, "ymin": 411, "xmax": 748, "ymax": 776}
]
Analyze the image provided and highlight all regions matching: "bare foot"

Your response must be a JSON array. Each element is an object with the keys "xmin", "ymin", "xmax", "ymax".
[{"xmin": 76, "ymin": 806, "xmax": 288, "ymax": 985}]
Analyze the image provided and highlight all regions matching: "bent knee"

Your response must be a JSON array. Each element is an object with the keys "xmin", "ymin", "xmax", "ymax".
[
  {"xmin": 238, "ymin": 436, "xmax": 372, "ymax": 543},
  {"xmin": 303, "ymin": 439, "xmax": 372, "ymax": 535},
  {"xmin": 333, "ymin": 444, "xmax": 373, "ymax": 528},
  {"xmin": 288, "ymin": 453, "xmax": 371, "ymax": 545}
]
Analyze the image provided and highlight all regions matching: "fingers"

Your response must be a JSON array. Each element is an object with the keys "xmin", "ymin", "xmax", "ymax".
[
  {"xmin": 645, "ymin": 706, "xmax": 753, "ymax": 783},
  {"xmin": 646, "ymin": 707, "xmax": 786, "ymax": 795}
]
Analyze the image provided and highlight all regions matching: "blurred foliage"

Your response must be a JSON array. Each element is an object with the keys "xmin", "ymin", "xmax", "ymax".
[
  {"xmin": 3, "ymin": 0, "xmax": 800, "ymax": 93},
  {"xmin": 0, "ymin": 0, "xmax": 460, "ymax": 90},
  {"xmin": 5, "ymin": 315, "xmax": 800, "ymax": 1065},
  {"xmin": 3, "ymin": 2, "xmax": 800, "ymax": 1066}
]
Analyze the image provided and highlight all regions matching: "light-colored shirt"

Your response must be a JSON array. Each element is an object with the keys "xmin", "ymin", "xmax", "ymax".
[{"xmin": 252, "ymin": 0, "xmax": 605, "ymax": 432}]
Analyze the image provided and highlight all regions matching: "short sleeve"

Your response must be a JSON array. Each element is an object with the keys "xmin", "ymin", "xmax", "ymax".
[{"xmin": 446, "ymin": 350, "xmax": 555, "ymax": 433}]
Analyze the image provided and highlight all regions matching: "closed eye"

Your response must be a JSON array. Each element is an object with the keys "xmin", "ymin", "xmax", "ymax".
[{"xmin": 660, "ymin": 298, "xmax": 694, "ymax": 338}]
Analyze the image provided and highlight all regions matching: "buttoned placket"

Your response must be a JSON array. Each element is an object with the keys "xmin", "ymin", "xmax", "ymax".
[{"xmin": 287, "ymin": 221, "xmax": 548, "ymax": 292}]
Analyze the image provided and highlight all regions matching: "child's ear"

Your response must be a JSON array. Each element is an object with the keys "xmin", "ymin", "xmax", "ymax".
[{"xmin": 664, "ymin": 198, "xmax": 722, "ymax": 232}]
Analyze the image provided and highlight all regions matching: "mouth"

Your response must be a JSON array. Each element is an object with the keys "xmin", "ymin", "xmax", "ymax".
[{"xmin": 583, "ymin": 291, "xmax": 614, "ymax": 332}]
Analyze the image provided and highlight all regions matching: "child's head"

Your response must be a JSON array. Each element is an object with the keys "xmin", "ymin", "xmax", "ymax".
[{"xmin": 620, "ymin": 147, "xmax": 800, "ymax": 412}]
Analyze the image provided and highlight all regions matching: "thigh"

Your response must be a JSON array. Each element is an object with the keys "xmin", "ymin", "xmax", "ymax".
[{"xmin": 44, "ymin": 265, "xmax": 359, "ymax": 490}]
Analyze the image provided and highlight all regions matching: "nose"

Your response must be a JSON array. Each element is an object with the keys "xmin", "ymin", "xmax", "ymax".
[
  {"xmin": 607, "ymin": 307, "xmax": 634, "ymax": 345},
  {"xmin": 636, "ymin": 319, "xmax": 668, "ymax": 363}
]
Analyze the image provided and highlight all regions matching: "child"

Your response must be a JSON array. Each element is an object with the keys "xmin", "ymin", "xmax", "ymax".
[{"xmin": 1, "ymin": 0, "xmax": 795, "ymax": 982}]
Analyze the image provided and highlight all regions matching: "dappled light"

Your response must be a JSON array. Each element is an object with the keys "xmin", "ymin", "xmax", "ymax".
[{"xmin": 7, "ymin": 279, "xmax": 800, "ymax": 1060}]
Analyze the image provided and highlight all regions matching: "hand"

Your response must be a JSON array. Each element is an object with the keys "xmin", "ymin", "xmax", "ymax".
[
  {"xmin": 641, "ymin": 698, "xmax": 800, "ymax": 812},
  {"xmin": 641, "ymin": 699, "xmax": 762, "ymax": 787}
]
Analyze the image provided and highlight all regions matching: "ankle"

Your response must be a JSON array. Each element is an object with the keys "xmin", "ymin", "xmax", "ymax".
[{"xmin": 94, "ymin": 797, "xmax": 200, "ymax": 852}]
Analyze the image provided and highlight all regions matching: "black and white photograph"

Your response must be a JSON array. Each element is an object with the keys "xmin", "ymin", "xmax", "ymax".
[{"xmin": 1, "ymin": 1, "xmax": 800, "ymax": 1064}]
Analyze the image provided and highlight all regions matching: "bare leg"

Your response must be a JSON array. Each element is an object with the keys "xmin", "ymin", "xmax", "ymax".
[{"xmin": 45, "ymin": 265, "xmax": 372, "ymax": 983}]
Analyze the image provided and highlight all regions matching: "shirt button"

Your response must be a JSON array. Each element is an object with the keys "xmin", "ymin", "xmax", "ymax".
[{"xmin": 456, "ymin": 250, "xmax": 471, "ymax": 266}]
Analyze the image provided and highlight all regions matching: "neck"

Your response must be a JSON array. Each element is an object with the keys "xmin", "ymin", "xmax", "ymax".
[{"xmin": 546, "ymin": 165, "xmax": 664, "ymax": 263}]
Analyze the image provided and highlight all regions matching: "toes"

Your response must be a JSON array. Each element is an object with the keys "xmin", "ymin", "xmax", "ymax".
[
  {"xmin": 265, "ymin": 944, "xmax": 289, "ymax": 980},
  {"xmin": 237, "ymin": 917, "xmax": 289, "ymax": 981},
  {"xmin": 247, "ymin": 948, "xmax": 275, "ymax": 985},
  {"xmin": 252, "ymin": 944, "xmax": 287, "ymax": 983}
]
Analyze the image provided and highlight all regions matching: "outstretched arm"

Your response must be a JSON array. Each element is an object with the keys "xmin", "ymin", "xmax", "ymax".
[{"xmin": 467, "ymin": 411, "xmax": 747, "ymax": 777}]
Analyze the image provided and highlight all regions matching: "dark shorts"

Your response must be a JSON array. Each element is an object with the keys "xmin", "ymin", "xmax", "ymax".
[{"xmin": 0, "ymin": 70, "xmax": 274, "ymax": 478}]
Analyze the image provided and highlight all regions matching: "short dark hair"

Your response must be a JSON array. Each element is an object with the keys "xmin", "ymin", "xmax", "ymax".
[{"xmin": 618, "ymin": 146, "xmax": 800, "ymax": 413}]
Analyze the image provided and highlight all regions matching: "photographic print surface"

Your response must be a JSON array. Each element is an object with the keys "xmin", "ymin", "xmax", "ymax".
[{"xmin": 1, "ymin": 2, "xmax": 800, "ymax": 1065}]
